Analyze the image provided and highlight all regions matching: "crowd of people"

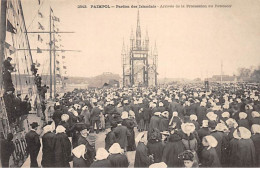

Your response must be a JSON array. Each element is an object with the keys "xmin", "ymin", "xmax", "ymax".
[{"xmin": 2, "ymin": 82, "xmax": 260, "ymax": 168}]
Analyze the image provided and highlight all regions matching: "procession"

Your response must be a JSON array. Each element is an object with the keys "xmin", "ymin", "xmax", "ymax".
[{"xmin": 1, "ymin": 0, "xmax": 260, "ymax": 169}]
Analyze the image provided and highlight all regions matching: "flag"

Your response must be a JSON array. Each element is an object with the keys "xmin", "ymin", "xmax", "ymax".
[
  {"xmin": 50, "ymin": 8, "xmax": 53, "ymax": 12},
  {"xmin": 38, "ymin": 0, "xmax": 41, "ymax": 5},
  {"xmin": 37, "ymin": 47, "xmax": 42, "ymax": 53},
  {"xmin": 56, "ymin": 60, "xmax": 60, "ymax": 64},
  {"xmin": 52, "ymin": 16, "xmax": 60, "ymax": 22},
  {"xmin": 56, "ymin": 74, "xmax": 61, "ymax": 78},
  {"xmin": 62, "ymin": 56, "xmax": 65, "ymax": 59},
  {"xmin": 5, "ymin": 42, "xmax": 16, "ymax": 55},
  {"xmin": 64, "ymin": 77, "xmax": 68, "ymax": 80},
  {"xmin": 63, "ymin": 66, "xmax": 67, "ymax": 69},
  {"xmin": 38, "ymin": 22, "xmax": 45, "ymax": 30},
  {"xmin": 7, "ymin": 20, "xmax": 17, "ymax": 34},
  {"xmin": 38, "ymin": 11, "xmax": 43, "ymax": 18},
  {"xmin": 55, "ymin": 45, "xmax": 59, "ymax": 49},
  {"xmin": 38, "ymin": 34, "xmax": 43, "ymax": 42},
  {"xmin": 56, "ymin": 67, "xmax": 60, "ymax": 71}
]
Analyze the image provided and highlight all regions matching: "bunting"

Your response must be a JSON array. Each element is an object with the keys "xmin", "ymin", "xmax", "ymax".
[
  {"xmin": 56, "ymin": 74, "xmax": 61, "ymax": 78},
  {"xmin": 37, "ymin": 47, "xmax": 42, "ymax": 53},
  {"xmin": 62, "ymin": 56, "xmax": 65, "ymax": 59},
  {"xmin": 38, "ymin": 0, "xmax": 41, "ymax": 5},
  {"xmin": 56, "ymin": 67, "xmax": 60, "ymax": 71},
  {"xmin": 56, "ymin": 60, "xmax": 60, "ymax": 64},
  {"xmin": 52, "ymin": 16, "xmax": 60, "ymax": 22},
  {"xmin": 5, "ymin": 42, "xmax": 16, "ymax": 55},
  {"xmin": 7, "ymin": 20, "xmax": 17, "ymax": 33},
  {"xmin": 38, "ymin": 11, "xmax": 43, "ymax": 18},
  {"xmin": 63, "ymin": 66, "xmax": 67, "ymax": 69},
  {"xmin": 38, "ymin": 22, "xmax": 45, "ymax": 30},
  {"xmin": 38, "ymin": 34, "xmax": 43, "ymax": 42}
]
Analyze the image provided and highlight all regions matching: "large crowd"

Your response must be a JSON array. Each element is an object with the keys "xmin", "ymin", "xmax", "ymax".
[{"xmin": 1, "ymin": 82, "xmax": 260, "ymax": 168}]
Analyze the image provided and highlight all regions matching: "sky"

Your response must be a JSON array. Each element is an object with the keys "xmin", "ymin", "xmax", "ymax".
[{"xmin": 20, "ymin": 0, "xmax": 260, "ymax": 80}]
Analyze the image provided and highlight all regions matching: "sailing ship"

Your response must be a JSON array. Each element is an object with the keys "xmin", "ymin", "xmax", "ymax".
[{"xmin": 0, "ymin": 0, "xmax": 77, "ymax": 167}]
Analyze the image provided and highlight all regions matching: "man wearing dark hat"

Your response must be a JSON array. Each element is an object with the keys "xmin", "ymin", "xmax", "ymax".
[{"xmin": 25, "ymin": 122, "xmax": 41, "ymax": 167}]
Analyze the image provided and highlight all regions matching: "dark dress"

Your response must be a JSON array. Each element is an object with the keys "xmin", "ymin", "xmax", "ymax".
[
  {"xmin": 73, "ymin": 156, "xmax": 88, "ymax": 168},
  {"xmin": 90, "ymin": 159, "xmax": 112, "ymax": 168},
  {"xmin": 147, "ymin": 139, "xmax": 164, "ymax": 163},
  {"xmin": 53, "ymin": 132, "xmax": 72, "ymax": 167},
  {"xmin": 201, "ymin": 147, "xmax": 221, "ymax": 167},
  {"xmin": 122, "ymin": 118, "xmax": 136, "ymax": 151},
  {"xmin": 114, "ymin": 125, "xmax": 131, "ymax": 149},
  {"xmin": 41, "ymin": 132, "xmax": 55, "ymax": 167},
  {"xmin": 108, "ymin": 153, "xmax": 129, "ymax": 168},
  {"xmin": 159, "ymin": 117, "xmax": 169, "ymax": 132},
  {"xmin": 105, "ymin": 131, "xmax": 116, "ymax": 151},
  {"xmin": 162, "ymin": 133, "xmax": 185, "ymax": 167},
  {"xmin": 229, "ymin": 138, "xmax": 256, "ymax": 167},
  {"xmin": 251, "ymin": 133, "xmax": 260, "ymax": 167},
  {"xmin": 134, "ymin": 142, "xmax": 151, "ymax": 168}
]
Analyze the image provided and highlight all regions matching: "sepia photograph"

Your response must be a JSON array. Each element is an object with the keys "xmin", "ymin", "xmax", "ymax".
[{"xmin": 0, "ymin": 0, "xmax": 260, "ymax": 169}]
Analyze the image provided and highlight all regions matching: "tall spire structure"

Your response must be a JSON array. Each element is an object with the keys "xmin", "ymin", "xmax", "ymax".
[
  {"xmin": 145, "ymin": 29, "xmax": 149, "ymax": 50},
  {"xmin": 130, "ymin": 28, "xmax": 134, "ymax": 50},
  {"xmin": 136, "ymin": 9, "xmax": 141, "ymax": 49}
]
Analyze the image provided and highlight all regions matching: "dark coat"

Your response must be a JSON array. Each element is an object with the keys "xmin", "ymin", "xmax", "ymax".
[
  {"xmin": 251, "ymin": 117, "xmax": 260, "ymax": 125},
  {"xmin": 41, "ymin": 132, "xmax": 55, "ymax": 167},
  {"xmin": 229, "ymin": 138, "xmax": 256, "ymax": 167},
  {"xmin": 0, "ymin": 138, "xmax": 15, "ymax": 167},
  {"xmin": 77, "ymin": 135, "xmax": 87, "ymax": 146},
  {"xmin": 90, "ymin": 106, "xmax": 101, "ymax": 121},
  {"xmin": 25, "ymin": 130, "xmax": 41, "ymax": 154},
  {"xmin": 197, "ymin": 127, "xmax": 210, "ymax": 141},
  {"xmin": 108, "ymin": 154, "xmax": 129, "ymax": 168},
  {"xmin": 114, "ymin": 125, "xmax": 131, "ymax": 149},
  {"xmin": 134, "ymin": 142, "xmax": 151, "ymax": 168},
  {"xmin": 73, "ymin": 156, "xmax": 88, "ymax": 168},
  {"xmin": 162, "ymin": 133, "xmax": 185, "ymax": 167},
  {"xmin": 251, "ymin": 134, "xmax": 260, "ymax": 167},
  {"xmin": 90, "ymin": 159, "xmax": 112, "ymax": 168},
  {"xmin": 201, "ymin": 147, "xmax": 221, "ymax": 167},
  {"xmin": 196, "ymin": 106, "xmax": 207, "ymax": 125},
  {"xmin": 238, "ymin": 119, "xmax": 250, "ymax": 130},
  {"xmin": 159, "ymin": 117, "xmax": 169, "ymax": 132},
  {"xmin": 53, "ymin": 132, "xmax": 72, "ymax": 167},
  {"xmin": 149, "ymin": 115, "xmax": 161, "ymax": 133},
  {"xmin": 85, "ymin": 140, "xmax": 96, "ymax": 167},
  {"xmin": 210, "ymin": 131, "xmax": 228, "ymax": 162},
  {"xmin": 147, "ymin": 139, "xmax": 164, "ymax": 163},
  {"xmin": 105, "ymin": 131, "xmax": 116, "ymax": 151}
]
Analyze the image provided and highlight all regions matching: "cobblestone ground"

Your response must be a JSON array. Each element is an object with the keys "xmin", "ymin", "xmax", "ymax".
[{"xmin": 21, "ymin": 125, "xmax": 140, "ymax": 168}]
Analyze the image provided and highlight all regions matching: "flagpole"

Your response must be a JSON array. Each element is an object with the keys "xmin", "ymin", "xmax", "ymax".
[
  {"xmin": 0, "ymin": 0, "xmax": 7, "ymax": 92},
  {"xmin": 49, "ymin": 7, "xmax": 52, "ymax": 99},
  {"xmin": 53, "ymin": 22, "xmax": 56, "ymax": 98}
]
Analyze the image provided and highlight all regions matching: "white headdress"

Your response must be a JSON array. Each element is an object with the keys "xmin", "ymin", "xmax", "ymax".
[
  {"xmin": 233, "ymin": 127, "xmax": 251, "ymax": 139},
  {"xmin": 95, "ymin": 148, "xmax": 109, "ymax": 160},
  {"xmin": 56, "ymin": 125, "xmax": 66, "ymax": 134},
  {"xmin": 72, "ymin": 145, "xmax": 86, "ymax": 159},
  {"xmin": 204, "ymin": 135, "xmax": 218, "ymax": 148}
]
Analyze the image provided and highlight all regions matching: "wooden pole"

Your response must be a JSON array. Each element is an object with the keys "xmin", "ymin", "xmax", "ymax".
[{"xmin": 49, "ymin": 7, "xmax": 52, "ymax": 99}]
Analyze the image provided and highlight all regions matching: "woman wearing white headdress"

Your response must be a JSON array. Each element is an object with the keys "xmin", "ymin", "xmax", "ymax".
[
  {"xmin": 251, "ymin": 124, "xmax": 260, "ymax": 167},
  {"xmin": 238, "ymin": 112, "xmax": 250, "ymax": 130},
  {"xmin": 251, "ymin": 111, "xmax": 260, "ymax": 125},
  {"xmin": 229, "ymin": 127, "xmax": 256, "ymax": 167},
  {"xmin": 53, "ymin": 125, "xmax": 72, "ymax": 167},
  {"xmin": 226, "ymin": 118, "xmax": 238, "ymax": 140},
  {"xmin": 201, "ymin": 135, "xmax": 221, "ymax": 167},
  {"xmin": 90, "ymin": 148, "xmax": 112, "ymax": 167},
  {"xmin": 108, "ymin": 143, "xmax": 129, "ymax": 167},
  {"xmin": 72, "ymin": 144, "xmax": 88, "ymax": 167},
  {"xmin": 41, "ymin": 125, "xmax": 55, "ymax": 167}
]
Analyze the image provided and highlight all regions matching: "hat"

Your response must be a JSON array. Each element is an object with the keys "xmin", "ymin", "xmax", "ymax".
[
  {"xmin": 95, "ymin": 148, "xmax": 109, "ymax": 160},
  {"xmin": 123, "ymin": 100, "xmax": 128, "ymax": 104},
  {"xmin": 121, "ymin": 111, "xmax": 129, "ymax": 119},
  {"xmin": 109, "ymin": 143, "xmax": 123, "ymax": 154},
  {"xmin": 172, "ymin": 112, "xmax": 178, "ymax": 117},
  {"xmin": 222, "ymin": 112, "xmax": 230, "ymax": 118},
  {"xmin": 215, "ymin": 123, "xmax": 228, "ymax": 132},
  {"xmin": 206, "ymin": 112, "xmax": 217, "ymax": 121},
  {"xmin": 56, "ymin": 125, "xmax": 66, "ymax": 134},
  {"xmin": 190, "ymin": 115, "xmax": 197, "ymax": 121},
  {"xmin": 204, "ymin": 135, "xmax": 218, "ymax": 148},
  {"xmin": 233, "ymin": 127, "xmax": 251, "ymax": 139},
  {"xmin": 149, "ymin": 162, "xmax": 167, "ymax": 168},
  {"xmin": 72, "ymin": 145, "xmax": 86, "ymax": 159},
  {"xmin": 159, "ymin": 102, "xmax": 164, "ymax": 107},
  {"xmin": 135, "ymin": 131, "xmax": 148, "ymax": 144},
  {"xmin": 30, "ymin": 122, "xmax": 39, "ymax": 129},
  {"xmin": 134, "ymin": 100, "xmax": 138, "ymax": 105},
  {"xmin": 86, "ymin": 133, "xmax": 96, "ymax": 146},
  {"xmin": 252, "ymin": 111, "xmax": 260, "ymax": 118},
  {"xmin": 178, "ymin": 150, "xmax": 195, "ymax": 161},
  {"xmin": 43, "ymin": 125, "xmax": 53, "ymax": 134},
  {"xmin": 239, "ymin": 112, "xmax": 247, "ymax": 119},
  {"xmin": 61, "ymin": 114, "xmax": 70, "ymax": 122},
  {"xmin": 226, "ymin": 118, "xmax": 238, "ymax": 128},
  {"xmin": 251, "ymin": 124, "xmax": 260, "ymax": 134},
  {"xmin": 7, "ymin": 57, "xmax": 12, "ymax": 60},
  {"xmin": 161, "ymin": 111, "xmax": 169, "ymax": 118},
  {"xmin": 80, "ymin": 129, "xmax": 89, "ymax": 138},
  {"xmin": 129, "ymin": 110, "xmax": 135, "ymax": 118},
  {"xmin": 154, "ymin": 112, "xmax": 161, "ymax": 116},
  {"xmin": 202, "ymin": 120, "xmax": 209, "ymax": 128},
  {"xmin": 181, "ymin": 123, "xmax": 195, "ymax": 135}
]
